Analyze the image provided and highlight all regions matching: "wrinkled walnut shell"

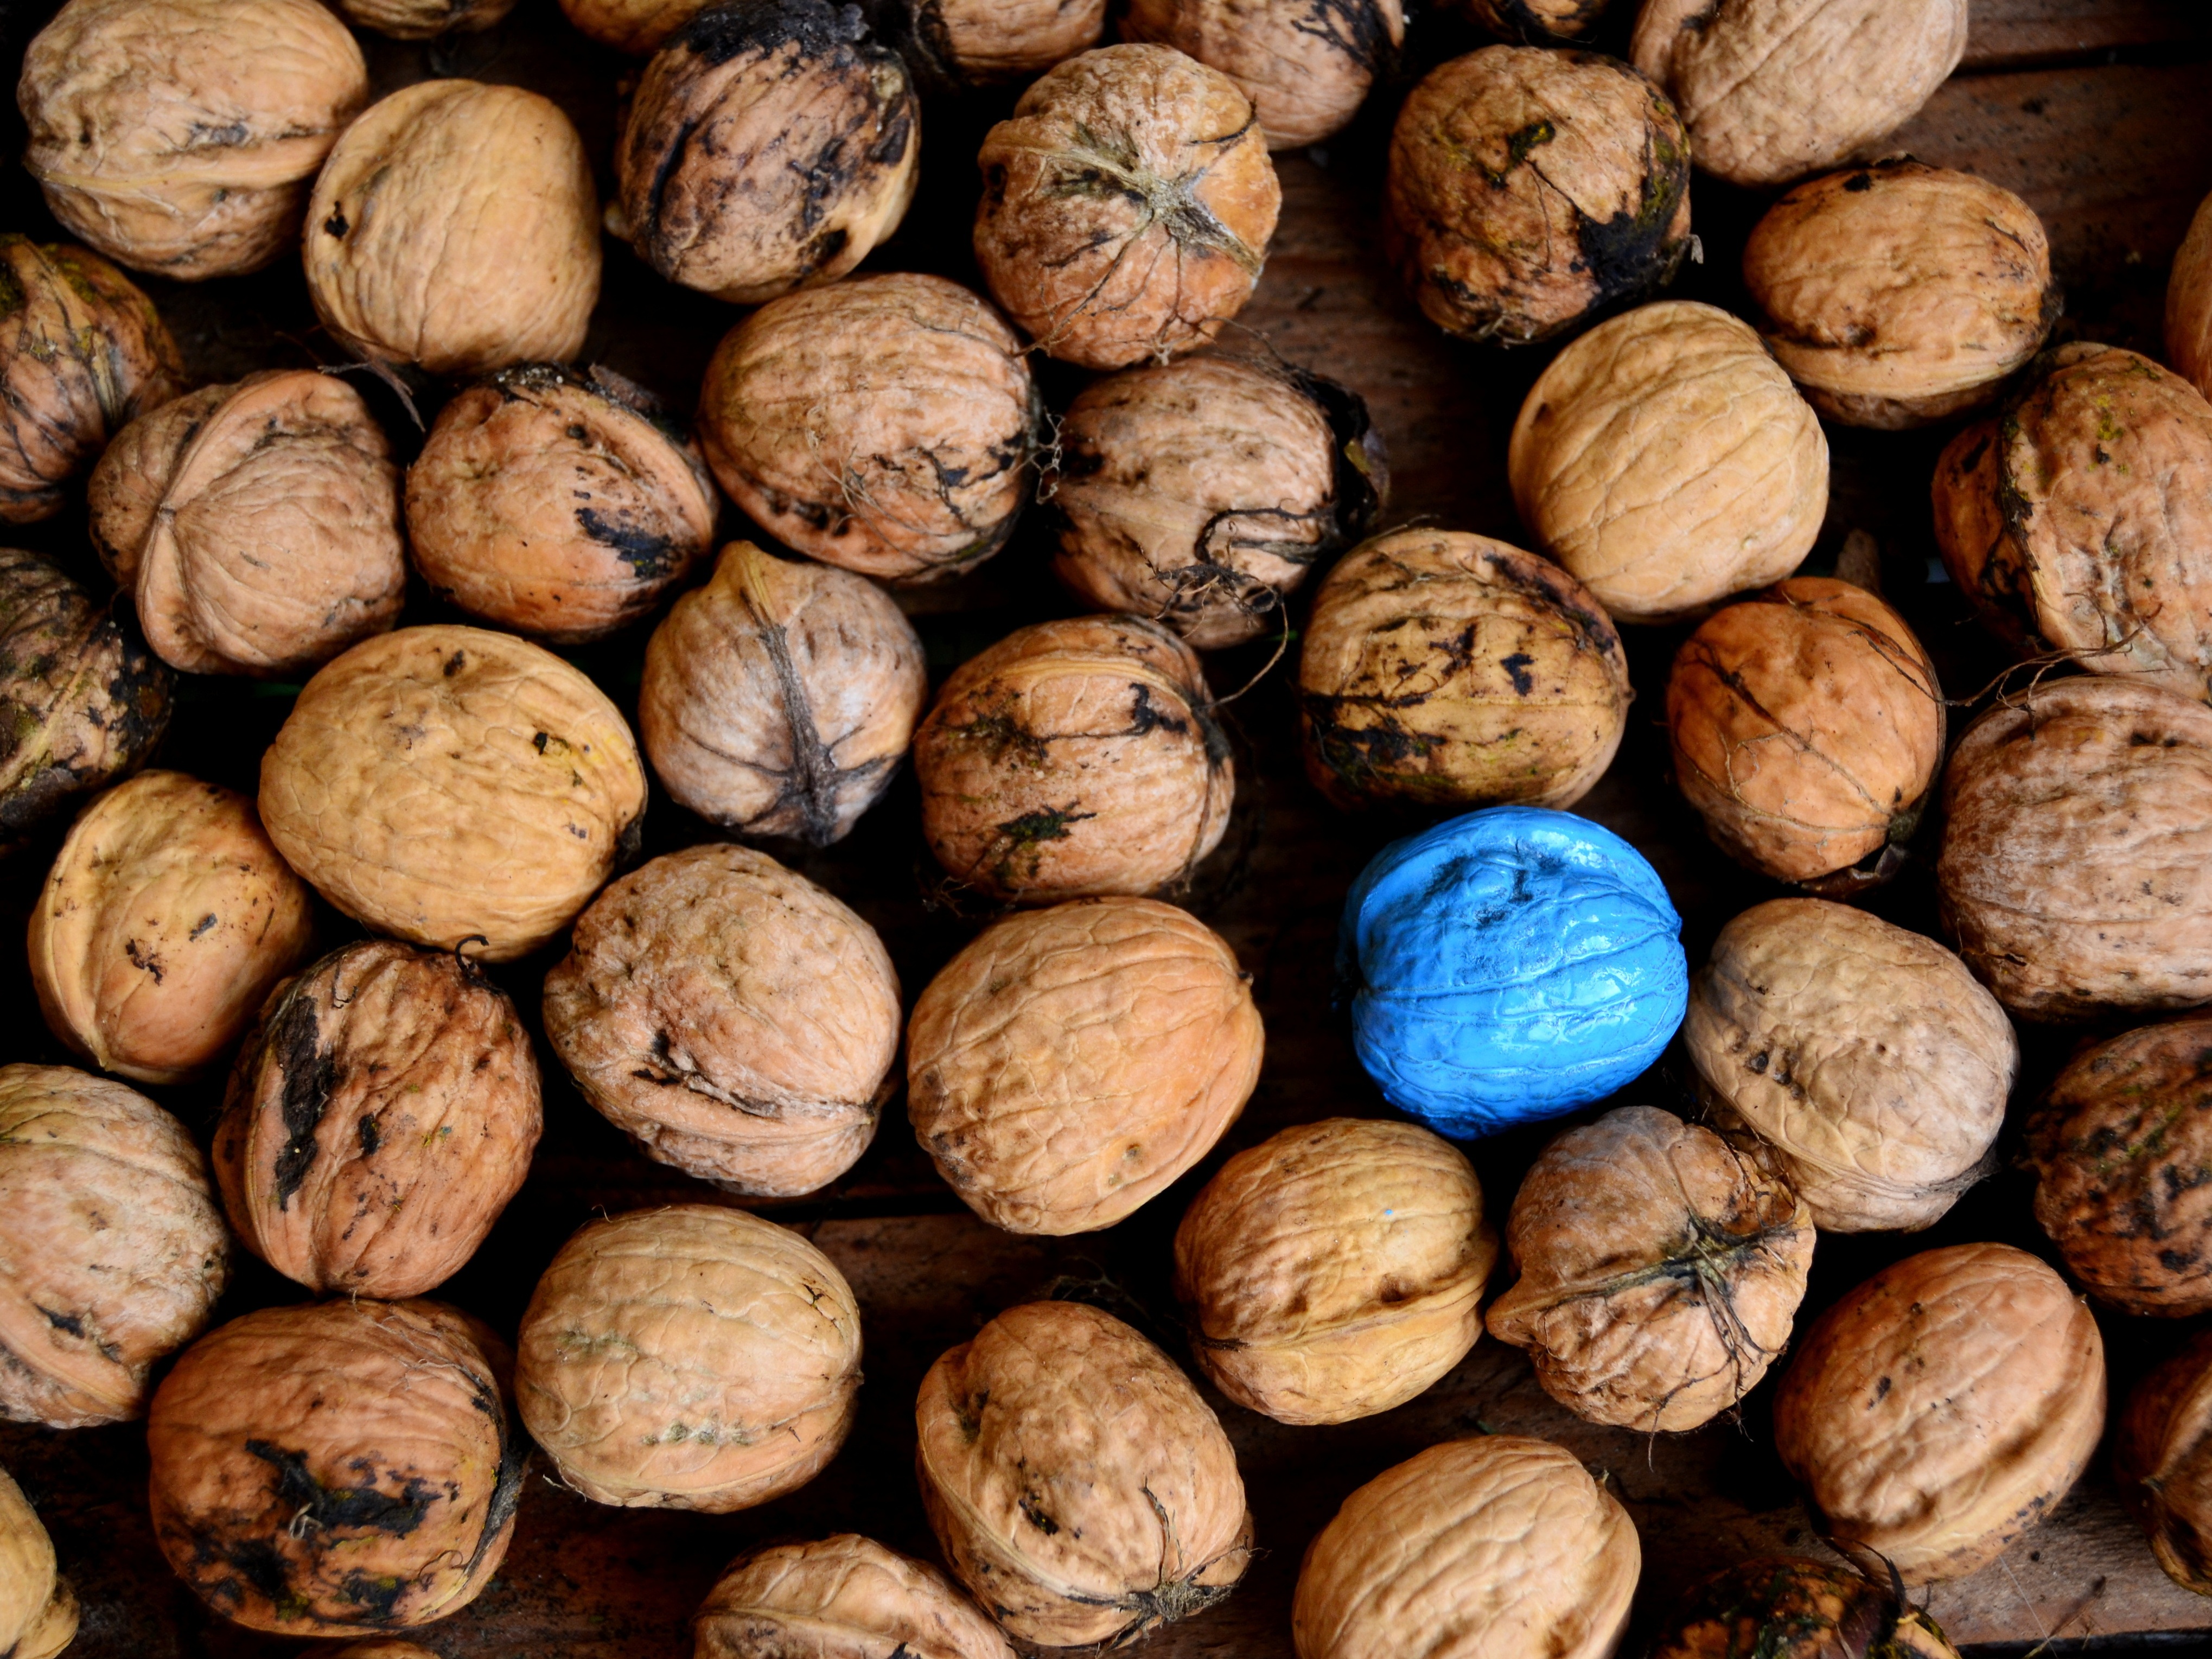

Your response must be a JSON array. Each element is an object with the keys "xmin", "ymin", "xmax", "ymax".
[
  {"xmin": 863, "ymin": 0, "xmax": 1105, "ymax": 91},
  {"xmin": 558, "ymin": 0, "xmax": 705, "ymax": 51},
  {"xmin": 1648, "ymin": 1557, "xmax": 1962, "ymax": 1659},
  {"xmin": 2115, "ymin": 1330, "xmax": 2212, "ymax": 1597},
  {"xmin": 2170, "ymin": 189, "xmax": 2212, "ymax": 403},
  {"xmin": 517, "ymin": 1204, "xmax": 861, "ymax": 1511},
  {"xmin": 693, "ymin": 1534, "xmax": 1014, "ymax": 1659},
  {"xmin": 0, "ymin": 1465, "xmax": 77, "ymax": 1659},
  {"xmin": 1119, "ymin": 0, "xmax": 1403, "ymax": 150},
  {"xmin": 335, "ymin": 0, "xmax": 515, "ymax": 36}
]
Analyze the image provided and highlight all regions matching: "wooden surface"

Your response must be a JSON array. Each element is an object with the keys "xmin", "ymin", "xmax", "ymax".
[{"xmin": 3, "ymin": 1, "xmax": 2212, "ymax": 1655}]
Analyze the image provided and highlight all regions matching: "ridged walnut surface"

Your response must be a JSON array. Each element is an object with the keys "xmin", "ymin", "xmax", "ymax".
[
  {"xmin": 868, "ymin": 0, "xmax": 1105, "ymax": 90},
  {"xmin": 336, "ymin": 0, "xmax": 515, "ymax": 39},
  {"xmin": 0, "ymin": 1464, "xmax": 77, "ymax": 1659},
  {"xmin": 2115, "ymin": 1330, "xmax": 2212, "ymax": 1597},
  {"xmin": 2170, "ymin": 188, "xmax": 2212, "ymax": 402},
  {"xmin": 692, "ymin": 1534, "xmax": 1014, "ymax": 1659},
  {"xmin": 1119, "ymin": 0, "xmax": 1403, "ymax": 150}
]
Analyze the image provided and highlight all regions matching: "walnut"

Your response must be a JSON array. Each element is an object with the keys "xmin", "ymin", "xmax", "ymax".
[
  {"xmin": 0, "ymin": 1465, "xmax": 77, "ymax": 1659},
  {"xmin": 908, "ymin": 897, "xmax": 1261, "ymax": 1234},
  {"xmin": 2116, "ymin": 1330, "xmax": 2212, "ymax": 1597},
  {"xmin": 406, "ymin": 364, "xmax": 717, "ymax": 645},
  {"xmin": 516, "ymin": 1204, "xmax": 860, "ymax": 1510},
  {"xmin": 87, "ymin": 371, "xmax": 406, "ymax": 678},
  {"xmin": 2170, "ymin": 188, "xmax": 2212, "ymax": 402},
  {"xmin": 860, "ymin": 0, "xmax": 1105, "ymax": 92},
  {"xmin": 1684, "ymin": 898, "xmax": 2016, "ymax": 1233},
  {"xmin": 146, "ymin": 1298, "xmax": 524, "ymax": 1634},
  {"xmin": 1936, "ymin": 677, "xmax": 2212, "ymax": 1020},
  {"xmin": 1172, "ymin": 1118, "xmax": 1495, "ymax": 1424},
  {"xmin": 1299, "ymin": 529, "xmax": 1630, "ymax": 812},
  {"xmin": 913, "ymin": 614, "xmax": 1232, "ymax": 903},
  {"xmin": 1648, "ymin": 1558, "xmax": 1962, "ymax": 1659},
  {"xmin": 1049, "ymin": 353, "xmax": 1386, "ymax": 647},
  {"xmin": 259, "ymin": 625, "xmax": 648, "ymax": 962},
  {"xmin": 1631, "ymin": 0, "xmax": 1967, "ymax": 188},
  {"xmin": 612, "ymin": 1, "xmax": 918, "ymax": 304},
  {"xmin": 542, "ymin": 845, "xmax": 901, "ymax": 1198},
  {"xmin": 639, "ymin": 541, "xmax": 927, "ymax": 844},
  {"xmin": 1386, "ymin": 47, "xmax": 1690, "ymax": 346},
  {"xmin": 558, "ymin": 0, "xmax": 705, "ymax": 52},
  {"xmin": 1773, "ymin": 1242, "xmax": 2105, "ymax": 1585},
  {"xmin": 973, "ymin": 43, "xmax": 1280, "ymax": 369},
  {"xmin": 693, "ymin": 1535, "xmax": 1013, "ymax": 1659},
  {"xmin": 214, "ymin": 940, "xmax": 542, "ymax": 1299},
  {"xmin": 1118, "ymin": 0, "xmax": 1403, "ymax": 150},
  {"xmin": 1291, "ymin": 1435, "xmax": 1638, "ymax": 1659},
  {"xmin": 18, "ymin": 0, "xmax": 367, "ymax": 279},
  {"xmin": 1508, "ymin": 300, "xmax": 1827, "ymax": 624},
  {"xmin": 0, "ymin": 237, "xmax": 183, "ymax": 523},
  {"xmin": 305, "ymin": 81, "xmax": 601, "ymax": 376},
  {"xmin": 0, "ymin": 1064, "xmax": 228, "ymax": 1428},
  {"xmin": 695, "ymin": 273, "xmax": 1037, "ymax": 582},
  {"xmin": 335, "ymin": 0, "xmax": 515, "ymax": 37},
  {"xmin": 916, "ymin": 1300, "xmax": 1251, "ymax": 1649},
  {"xmin": 1455, "ymin": 0, "xmax": 1614, "ymax": 43},
  {"xmin": 307, "ymin": 1646, "xmax": 439, "ymax": 1659}
]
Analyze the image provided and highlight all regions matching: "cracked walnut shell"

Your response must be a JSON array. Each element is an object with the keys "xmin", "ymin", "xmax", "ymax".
[
  {"xmin": 693, "ymin": 1534, "xmax": 1014, "ymax": 1659},
  {"xmin": 0, "ymin": 1465, "xmax": 77, "ymax": 1659},
  {"xmin": 2116, "ymin": 1330, "xmax": 2212, "ymax": 1597},
  {"xmin": 1118, "ymin": 0, "xmax": 1404, "ymax": 151}
]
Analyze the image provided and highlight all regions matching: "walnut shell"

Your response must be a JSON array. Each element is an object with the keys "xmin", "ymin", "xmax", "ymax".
[
  {"xmin": 639, "ymin": 541, "xmax": 927, "ymax": 844},
  {"xmin": 693, "ymin": 1534, "xmax": 1014, "ymax": 1659},
  {"xmin": 18, "ymin": 0, "xmax": 367, "ymax": 280},
  {"xmin": 406, "ymin": 363, "xmax": 717, "ymax": 645},
  {"xmin": 1172, "ymin": 1117, "xmax": 1495, "ymax": 1425},
  {"xmin": 307, "ymin": 1646, "xmax": 439, "ymax": 1659},
  {"xmin": 613, "ymin": 1, "xmax": 919, "ymax": 304},
  {"xmin": 516, "ymin": 1204, "xmax": 861, "ymax": 1511},
  {"xmin": 1684, "ymin": 899, "xmax": 2016, "ymax": 1233},
  {"xmin": 1508, "ymin": 301, "xmax": 1827, "ymax": 624},
  {"xmin": 1773, "ymin": 1242, "xmax": 2105, "ymax": 1586},
  {"xmin": 696, "ymin": 273, "xmax": 1037, "ymax": 582},
  {"xmin": 543, "ymin": 845, "xmax": 901, "ymax": 1198},
  {"xmin": 1932, "ymin": 344, "xmax": 2212, "ymax": 699},
  {"xmin": 908, "ymin": 897, "xmax": 1261, "ymax": 1234},
  {"xmin": 0, "ymin": 237, "xmax": 183, "ymax": 523},
  {"xmin": 1666, "ymin": 577, "xmax": 1944, "ymax": 888},
  {"xmin": 0, "ymin": 1063, "xmax": 227, "ymax": 1428},
  {"xmin": 335, "ymin": 0, "xmax": 516, "ymax": 37},
  {"xmin": 29, "ymin": 770, "xmax": 314, "ymax": 1086},
  {"xmin": 1118, "ymin": 0, "xmax": 1403, "ymax": 150},
  {"xmin": 974, "ymin": 43, "xmax": 1280, "ymax": 369},
  {"xmin": 862, "ymin": 0, "xmax": 1105, "ymax": 91},
  {"xmin": 147, "ymin": 1297, "xmax": 524, "ymax": 1635},
  {"xmin": 1049, "ymin": 354, "xmax": 1387, "ymax": 648},
  {"xmin": 913, "ymin": 614, "xmax": 1233, "ymax": 903},
  {"xmin": 259, "ymin": 625, "xmax": 647, "ymax": 961},
  {"xmin": 558, "ymin": 0, "xmax": 705, "ymax": 52},
  {"xmin": 1386, "ymin": 47, "xmax": 1691, "ymax": 347},
  {"xmin": 1456, "ymin": 0, "xmax": 1614, "ymax": 44},
  {"xmin": 1648, "ymin": 1557, "xmax": 1962, "ymax": 1659},
  {"xmin": 2115, "ymin": 1329, "xmax": 2212, "ymax": 1597},
  {"xmin": 0, "ymin": 1465, "xmax": 78, "ymax": 1659},
  {"xmin": 1298, "ymin": 528, "xmax": 1630, "ymax": 812},
  {"xmin": 915, "ymin": 1299, "xmax": 1251, "ymax": 1649},
  {"xmin": 1936, "ymin": 677, "xmax": 2212, "ymax": 1020},
  {"xmin": 1630, "ymin": 0, "xmax": 1967, "ymax": 189},
  {"xmin": 2170, "ymin": 188, "xmax": 2212, "ymax": 403},
  {"xmin": 0, "ymin": 548, "xmax": 171, "ymax": 847},
  {"xmin": 2026, "ymin": 1015, "xmax": 2212, "ymax": 1317},
  {"xmin": 304, "ymin": 80, "xmax": 601, "ymax": 377},
  {"xmin": 213, "ymin": 939, "xmax": 543, "ymax": 1299},
  {"xmin": 1291, "ymin": 1435, "xmax": 1638, "ymax": 1659},
  {"xmin": 87, "ymin": 371, "xmax": 406, "ymax": 677}
]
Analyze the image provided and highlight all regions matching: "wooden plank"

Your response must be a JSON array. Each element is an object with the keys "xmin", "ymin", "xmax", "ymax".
[{"xmin": 1963, "ymin": 1, "xmax": 2212, "ymax": 71}]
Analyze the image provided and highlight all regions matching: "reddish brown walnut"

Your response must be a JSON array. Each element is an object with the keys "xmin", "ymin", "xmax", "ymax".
[
  {"xmin": 2170, "ymin": 188, "xmax": 2212, "ymax": 403},
  {"xmin": 2116, "ymin": 1330, "xmax": 2212, "ymax": 1597},
  {"xmin": 692, "ymin": 1535, "xmax": 1013, "ymax": 1659},
  {"xmin": 863, "ymin": 0, "xmax": 1105, "ymax": 90},
  {"xmin": 1119, "ymin": 0, "xmax": 1404, "ymax": 150}
]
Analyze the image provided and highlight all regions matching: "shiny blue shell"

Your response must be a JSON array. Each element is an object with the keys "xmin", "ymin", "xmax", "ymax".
[{"xmin": 1337, "ymin": 805, "xmax": 1688, "ymax": 1138}]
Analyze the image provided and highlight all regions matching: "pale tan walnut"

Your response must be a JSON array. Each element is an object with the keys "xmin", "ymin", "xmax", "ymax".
[
  {"xmin": 639, "ymin": 541, "xmax": 927, "ymax": 845},
  {"xmin": 559, "ymin": 0, "xmax": 706, "ymax": 52},
  {"xmin": 2170, "ymin": 189, "xmax": 2212, "ymax": 402},
  {"xmin": 916, "ymin": 1300, "xmax": 1251, "ymax": 1649},
  {"xmin": 335, "ymin": 0, "xmax": 517, "ymax": 38},
  {"xmin": 146, "ymin": 1298, "xmax": 524, "ymax": 1635},
  {"xmin": 0, "ymin": 1063, "xmax": 227, "ymax": 1429},
  {"xmin": 1508, "ymin": 301, "xmax": 1827, "ymax": 624},
  {"xmin": 2116, "ymin": 1329, "xmax": 2212, "ymax": 1597},
  {"xmin": 1456, "ymin": 0, "xmax": 1614, "ymax": 43},
  {"xmin": 693, "ymin": 1534, "xmax": 1014, "ymax": 1659},
  {"xmin": 863, "ymin": 0, "xmax": 1106, "ymax": 91},
  {"xmin": 1298, "ymin": 528, "xmax": 1630, "ymax": 812},
  {"xmin": 1684, "ymin": 898, "xmax": 2016, "ymax": 1234},
  {"xmin": 17, "ymin": 0, "xmax": 366, "ymax": 280},
  {"xmin": 406, "ymin": 364, "xmax": 717, "ymax": 645},
  {"xmin": 1119, "ymin": 0, "xmax": 1403, "ymax": 150},
  {"xmin": 87, "ymin": 371, "xmax": 405, "ymax": 678},
  {"xmin": 1386, "ymin": 47, "xmax": 1691, "ymax": 346},
  {"xmin": 0, "ymin": 1464, "xmax": 77, "ymax": 1659},
  {"xmin": 305, "ymin": 80, "xmax": 601, "ymax": 377},
  {"xmin": 1932, "ymin": 344, "xmax": 2212, "ymax": 700},
  {"xmin": 1291, "ymin": 1435, "xmax": 1638, "ymax": 1659},
  {"xmin": 517, "ymin": 1204, "xmax": 860, "ymax": 1511},
  {"xmin": 260, "ymin": 626, "xmax": 646, "ymax": 961},
  {"xmin": 29, "ymin": 771, "xmax": 313, "ymax": 1087},
  {"xmin": 1936, "ymin": 677, "xmax": 2212, "ymax": 1020},
  {"xmin": 908, "ymin": 897, "xmax": 1261, "ymax": 1235},
  {"xmin": 695, "ymin": 273, "xmax": 1037, "ymax": 582},
  {"xmin": 0, "ymin": 237, "xmax": 183, "ymax": 524},
  {"xmin": 1666, "ymin": 577, "xmax": 1944, "ymax": 889},
  {"xmin": 974, "ymin": 43, "xmax": 1280, "ymax": 369},
  {"xmin": 1647, "ymin": 1556, "xmax": 1963, "ymax": 1659},
  {"xmin": 914, "ymin": 614, "xmax": 1232, "ymax": 903},
  {"xmin": 1050, "ymin": 354, "xmax": 1387, "ymax": 648},
  {"xmin": 542, "ymin": 845, "xmax": 901, "ymax": 1198},
  {"xmin": 612, "ymin": 1, "xmax": 919, "ymax": 305},
  {"xmin": 1630, "ymin": 0, "xmax": 1967, "ymax": 189},
  {"xmin": 1172, "ymin": 1117, "xmax": 1494, "ymax": 1425},
  {"xmin": 1773, "ymin": 1242, "xmax": 2104, "ymax": 1586},
  {"xmin": 213, "ymin": 940, "xmax": 543, "ymax": 1299},
  {"xmin": 1486, "ymin": 1105, "xmax": 1812, "ymax": 1433}
]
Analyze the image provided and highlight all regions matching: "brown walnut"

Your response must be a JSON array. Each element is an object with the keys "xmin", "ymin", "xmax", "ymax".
[
  {"xmin": 2116, "ymin": 1330, "xmax": 2212, "ymax": 1597},
  {"xmin": 307, "ymin": 1646, "xmax": 441, "ymax": 1659},
  {"xmin": 1648, "ymin": 1558, "xmax": 1962, "ymax": 1659},
  {"xmin": 1119, "ymin": 0, "xmax": 1404, "ymax": 150},
  {"xmin": 693, "ymin": 1535, "xmax": 1014, "ymax": 1659},
  {"xmin": 2171, "ymin": 188, "xmax": 2212, "ymax": 403},
  {"xmin": 862, "ymin": 0, "xmax": 1106, "ymax": 92},
  {"xmin": 0, "ymin": 1465, "xmax": 77, "ymax": 1659},
  {"xmin": 335, "ymin": 0, "xmax": 516, "ymax": 37},
  {"xmin": 1456, "ymin": 0, "xmax": 1614, "ymax": 43},
  {"xmin": 558, "ymin": 0, "xmax": 707, "ymax": 51}
]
